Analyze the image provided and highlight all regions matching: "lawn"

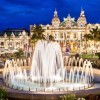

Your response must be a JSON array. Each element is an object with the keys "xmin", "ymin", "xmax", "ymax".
[{"xmin": 80, "ymin": 54, "xmax": 99, "ymax": 59}]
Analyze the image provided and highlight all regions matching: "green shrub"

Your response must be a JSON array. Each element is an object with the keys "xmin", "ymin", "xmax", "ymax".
[
  {"xmin": 0, "ymin": 87, "xmax": 8, "ymax": 100},
  {"xmin": 95, "ymin": 52, "xmax": 100, "ymax": 59},
  {"xmin": 14, "ymin": 49, "xmax": 24, "ymax": 59},
  {"xmin": 60, "ymin": 94, "xmax": 75, "ymax": 100},
  {"xmin": 81, "ymin": 54, "xmax": 98, "ymax": 59}
]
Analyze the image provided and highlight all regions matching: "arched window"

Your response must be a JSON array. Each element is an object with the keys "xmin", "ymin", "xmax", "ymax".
[
  {"xmin": 80, "ymin": 23, "xmax": 83, "ymax": 27},
  {"xmin": 55, "ymin": 33, "xmax": 57, "ymax": 39},
  {"xmin": 64, "ymin": 32, "xmax": 66, "ymax": 39},
  {"xmin": 47, "ymin": 27, "xmax": 49, "ymax": 30},
  {"xmin": 1, "ymin": 42, "xmax": 4, "ymax": 47},
  {"xmin": 67, "ymin": 24, "xmax": 71, "ymax": 28},
  {"xmin": 60, "ymin": 33, "xmax": 63, "ymax": 38},
  {"xmin": 67, "ymin": 32, "xmax": 70, "ymax": 38},
  {"xmin": 16, "ymin": 42, "xmax": 20, "ymax": 48},
  {"xmin": 74, "ymin": 33, "xmax": 76, "ymax": 38}
]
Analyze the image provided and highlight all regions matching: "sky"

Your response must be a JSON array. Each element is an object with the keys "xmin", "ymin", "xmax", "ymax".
[{"xmin": 0, "ymin": 0, "xmax": 100, "ymax": 30}]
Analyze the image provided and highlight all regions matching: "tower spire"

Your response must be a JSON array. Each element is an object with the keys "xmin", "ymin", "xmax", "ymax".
[
  {"xmin": 67, "ymin": 14, "xmax": 71, "ymax": 18},
  {"xmin": 80, "ymin": 7, "xmax": 85, "ymax": 17},
  {"xmin": 52, "ymin": 8, "xmax": 60, "ymax": 27},
  {"xmin": 54, "ymin": 8, "xmax": 58, "ymax": 17},
  {"xmin": 81, "ymin": 7, "xmax": 83, "ymax": 12},
  {"xmin": 77, "ymin": 7, "xmax": 87, "ymax": 27}
]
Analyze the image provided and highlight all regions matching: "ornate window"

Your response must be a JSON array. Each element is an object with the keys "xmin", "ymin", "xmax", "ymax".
[
  {"xmin": 67, "ymin": 32, "xmax": 70, "ymax": 38},
  {"xmin": 67, "ymin": 24, "xmax": 71, "ymax": 28},
  {"xmin": 80, "ymin": 23, "xmax": 83, "ymax": 27},
  {"xmin": 16, "ymin": 42, "xmax": 20, "ymax": 48},
  {"xmin": 1, "ymin": 42, "xmax": 4, "ymax": 47},
  {"xmin": 64, "ymin": 32, "xmax": 66, "ymax": 39},
  {"xmin": 55, "ymin": 33, "xmax": 57, "ymax": 39},
  {"xmin": 47, "ymin": 27, "xmax": 49, "ymax": 30},
  {"xmin": 60, "ymin": 33, "xmax": 63, "ymax": 38},
  {"xmin": 74, "ymin": 33, "xmax": 76, "ymax": 38}
]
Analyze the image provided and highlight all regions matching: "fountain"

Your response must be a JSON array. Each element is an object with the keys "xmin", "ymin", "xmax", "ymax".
[{"xmin": 3, "ymin": 41, "xmax": 94, "ymax": 92}]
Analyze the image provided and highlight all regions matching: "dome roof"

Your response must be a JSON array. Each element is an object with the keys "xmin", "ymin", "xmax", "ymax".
[
  {"xmin": 52, "ymin": 17, "xmax": 60, "ymax": 22},
  {"xmin": 60, "ymin": 14, "xmax": 77, "ymax": 27},
  {"xmin": 52, "ymin": 9, "xmax": 60, "ymax": 23},
  {"xmin": 77, "ymin": 9, "xmax": 87, "ymax": 24},
  {"xmin": 77, "ymin": 16, "xmax": 87, "ymax": 22},
  {"xmin": 60, "ymin": 20, "xmax": 77, "ymax": 27}
]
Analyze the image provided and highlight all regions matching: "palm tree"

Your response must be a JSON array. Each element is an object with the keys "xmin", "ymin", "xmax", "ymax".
[
  {"xmin": 14, "ymin": 49, "xmax": 24, "ymax": 59},
  {"xmin": 84, "ymin": 33, "xmax": 92, "ymax": 53},
  {"xmin": 31, "ymin": 25, "xmax": 46, "ymax": 48},
  {"xmin": 84, "ymin": 26, "xmax": 100, "ymax": 55},
  {"xmin": 90, "ymin": 26, "xmax": 100, "ymax": 42},
  {"xmin": 48, "ymin": 34, "xmax": 54, "ymax": 41},
  {"xmin": 84, "ymin": 26, "xmax": 100, "ymax": 53},
  {"xmin": 90, "ymin": 26, "xmax": 100, "ymax": 54},
  {"xmin": 84, "ymin": 33, "xmax": 93, "ymax": 44}
]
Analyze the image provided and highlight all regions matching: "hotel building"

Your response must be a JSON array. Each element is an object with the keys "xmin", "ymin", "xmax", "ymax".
[{"xmin": 0, "ymin": 29, "xmax": 30, "ymax": 50}]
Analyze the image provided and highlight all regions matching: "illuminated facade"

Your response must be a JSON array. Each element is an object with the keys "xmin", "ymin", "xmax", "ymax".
[
  {"xmin": 0, "ymin": 29, "xmax": 30, "ymax": 50},
  {"xmin": 30, "ymin": 9, "xmax": 100, "ymax": 53},
  {"xmin": 1, "ymin": 10, "xmax": 99, "ymax": 53}
]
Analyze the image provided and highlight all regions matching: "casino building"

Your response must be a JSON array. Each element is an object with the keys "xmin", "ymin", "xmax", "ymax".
[
  {"xmin": 30, "ymin": 9, "xmax": 100, "ymax": 53},
  {"xmin": 0, "ymin": 9, "xmax": 100, "ymax": 53}
]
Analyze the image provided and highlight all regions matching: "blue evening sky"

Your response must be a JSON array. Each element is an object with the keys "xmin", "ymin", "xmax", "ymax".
[{"xmin": 0, "ymin": 0, "xmax": 100, "ymax": 30}]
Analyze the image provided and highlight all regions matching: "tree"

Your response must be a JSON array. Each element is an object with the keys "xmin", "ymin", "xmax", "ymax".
[
  {"xmin": 84, "ymin": 26, "xmax": 100, "ymax": 53},
  {"xmin": 84, "ymin": 33, "xmax": 93, "ymax": 41},
  {"xmin": 84, "ymin": 33, "xmax": 92, "ymax": 48},
  {"xmin": 90, "ymin": 26, "xmax": 100, "ymax": 54},
  {"xmin": 0, "ymin": 87, "xmax": 8, "ymax": 100},
  {"xmin": 90, "ymin": 26, "xmax": 100, "ymax": 41},
  {"xmin": 31, "ymin": 25, "xmax": 46, "ymax": 48},
  {"xmin": 84, "ymin": 26, "xmax": 100, "ymax": 45},
  {"xmin": 14, "ymin": 49, "xmax": 24, "ymax": 59},
  {"xmin": 49, "ymin": 35, "xmax": 54, "ymax": 41}
]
